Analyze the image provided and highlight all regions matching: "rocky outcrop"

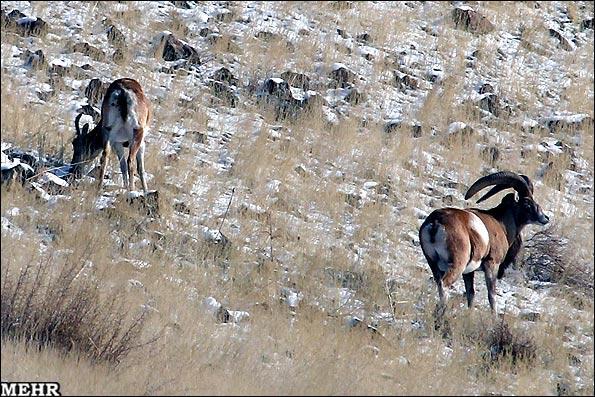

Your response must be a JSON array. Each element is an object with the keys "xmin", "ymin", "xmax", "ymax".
[
  {"xmin": 212, "ymin": 67, "xmax": 239, "ymax": 86},
  {"xmin": 329, "ymin": 63, "xmax": 357, "ymax": 88},
  {"xmin": 106, "ymin": 24, "xmax": 127, "ymax": 49},
  {"xmin": 258, "ymin": 77, "xmax": 326, "ymax": 120},
  {"xmin": 393, "ymin": 70, "xmax": 419, "ymax": 90},
  {"xmin": 540, "ymin": 114, "xmax": 593, "ymax": 134},
  {"xmin": 280, "ymin": 71, "xmax": 310, "ymax": 91},
  {"xmin": 84, "ymin": 78, "xmax": 109, "ymax": 106},
  {"xmin": 385, "ymin": 120, "xmax": 423, "ymax": 138},
  {"xmin": 21, "ymin": 49, "xmax": 46, "ymax": 70},
  {"xmin": 47, "ymin": 63, "xmax": 89, "ymax": 80},
  {"xmin": 581, "ymin": 17, "xmax": 594, "ymax": 30},
  {"xmin": 69, "ymin": 42, "xmax": 106, "ymax": 62},
  {"xmin": 207, "ymin": 67, "xmax": 239, "ymax": 107},
  {"xmin": 1, "ymin": 9, "xmax": 48, "ymax": 37},
  {"xmin": 548, "ymin": 28, "xmax": 576, "ymax": 51},
  {"xmin": 155, "ymin": 32, "xmax": 200, "ymax": 63},
  {"xmin": 452, "ymin": 6, "xmax": 495, "ymax": 34}
]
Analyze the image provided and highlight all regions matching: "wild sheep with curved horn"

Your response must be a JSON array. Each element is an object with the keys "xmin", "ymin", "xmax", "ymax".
[
  {"xmin": 419, "ymin": 171, "xmax": 549, "ymax": 312},
  {"xmin": 71, "ymin": 78, "xmax": 151, "ymax": 192}
]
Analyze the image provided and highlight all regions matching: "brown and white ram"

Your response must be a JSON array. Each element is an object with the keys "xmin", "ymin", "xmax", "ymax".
[
  {"xmin": 419, "ymin": 171, "xmax": 550, "ymax": 312},
  {"xmin": 71, "ymin": 78, "xmax": 151, "ymax": 192}
]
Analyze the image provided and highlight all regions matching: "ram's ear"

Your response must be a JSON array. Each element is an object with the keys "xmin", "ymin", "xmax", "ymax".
[{"xmin": 502, "ymin": 192, "xmax": 517, "ymax": 204}]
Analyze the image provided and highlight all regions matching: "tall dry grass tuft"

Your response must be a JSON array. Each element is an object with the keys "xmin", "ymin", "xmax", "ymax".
[
  {"xmin": 484, "ymin": 319, "xmax": 537, "ymax": 366},
  {"xmin": 1, "ymin": 249, "xmax": 150, "ymax": 365}
]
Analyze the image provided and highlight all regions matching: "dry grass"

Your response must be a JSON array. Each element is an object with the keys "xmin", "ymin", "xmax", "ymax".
[
  {"xmin": 3, "ymin": 287, "xmax": 591, "ymax": 395},
  {"xmin": 0, "ymin": 69, "xmax": 63, "ymax": 154}
]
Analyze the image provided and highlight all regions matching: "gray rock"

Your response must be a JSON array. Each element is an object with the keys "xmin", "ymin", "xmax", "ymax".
[
  {"xmin": 106, "ymin": 24, "xmax": 127, "ymax": 49},
  {"xmin": 22, "ymin": 49, "xmax": 46, "ymax": 70},
  {"xmin": 478, "ymin": 93, "xmax": 500, "ymax": 116},
  {"xmin": 70, "ymin": 42, "xmax": 106, "ymax": 61},
  {"xmin": 329, "ymin": 65, "xmax": 357, "ymax": 88},
  {"xmin": 84, "ymin": 78, "xmax": 109, "ymax": 107},
  {"xmin": 281, "ymin": 70, "xmax": 310, "ymax": 90},
  {"xmin": 344, "ymin": 87, "xmax": 365, "ymax": 105},
  {"xmin": 212, "ymin": 67, "xmax": 239, "ymax": 86},
  {"xmin": 158, "ymin": 32, "xmax": 200, "ymax": 63},
  {"xmin": 2, "ymin": 9, "xmax": 48, "ymax": 37},
  {"xmin": 548, "ymin": 28, "xmax": 575, "ymax": 51},
  {"xmin": 393, "ymin": 70, "xmax": 419, "ymax": 90},
  {"xmin": 452, "ymin": 6, "xmax": 495, "ymax": 34},
  {"xmin": 207, "ymin": 80, "xmax": 238, "ymax": 107}
]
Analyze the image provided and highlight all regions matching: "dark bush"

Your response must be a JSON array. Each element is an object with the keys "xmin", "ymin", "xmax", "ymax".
[
  {"xmin": 485, "ymin": 320, "xmax": 536, "ymax": 365},
  {"xmin": 1, "ymin": 253, "xmax": 149, "ymax": 365}
]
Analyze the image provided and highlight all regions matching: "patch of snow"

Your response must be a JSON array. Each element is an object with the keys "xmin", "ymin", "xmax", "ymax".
[
  {"xmin": 228, "ymin": 310, "xmax": 250, "ymax": 323},
  {"xmin": 266, "ymin": 179, "xmax": 282, "ymax": 193},
  {"xmin": 331, "ymin": 62, "xmax": 347, "ymax": 71},
  {"xmin": 281, "ymin": 287, "xmax": 303, "ymax": 308},
  {"xmin": 49, "ymin": 57, "xmax": 72, "ymax": 67},
  {"xmin": 322, "ymin": 106, "xmax": 339, "ymax": 125},
  {"xmin": 446, "ymin": 121, "xmax": 467, "ymax": 135},
  {"xmin": 128, "ymin": 239, "xmax": 152, "ymax": 250},
  {"xmin": 363, "ymin": 181, "xmax": 378, "ymax": 190},
  {"xmin": 1, "ymin": 216, "xmax": 24, "ymax": 238},
  {"xmin": 455, "ymin": 5, "xmax": 475, "ymax": 11},
  {"xmin": 1, "ymin": 152, "xmax": 34, "ymax": 173},
  {"xmin": 37, "ymin": 171, "xmax": 69, "ymax": 187},
  {"xmin": 95, "ymin": 195, "xmax": 116, "ymax": 211},
  {"xmin": 202, "ymin": 226, "xmax": 225, "ymax": 243},
  {"xmin": 203, "ymin": 296, "xmax": 222, "ymax": 313},
  {"xmin": 128, "ymin": 279, "xmax": 144, "ymax": 289}
]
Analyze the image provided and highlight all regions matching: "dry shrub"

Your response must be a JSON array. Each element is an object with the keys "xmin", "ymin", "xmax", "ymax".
[
  {"xmin": 522, "ymin": 227, "xmax": 568, "ymax": 282},
  {"xmin": 485, "ymin": 319, "xmax": 536, "ymax": 366},
  {"xmin": 522, "ymin": 226, "xmax": 593, "ymax": 294},
  {"xmin": 1, "ymin": 253, "xmax": 149, "ymax": 365}
]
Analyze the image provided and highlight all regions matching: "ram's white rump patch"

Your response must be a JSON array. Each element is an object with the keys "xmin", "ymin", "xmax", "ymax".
[
  {"xmin": 104, "ymin": 88, "xmax": 141, "ymax": 143},
  {"xmin": 420, "ymin": 221, "xmax": 451, "ymax": 273}
]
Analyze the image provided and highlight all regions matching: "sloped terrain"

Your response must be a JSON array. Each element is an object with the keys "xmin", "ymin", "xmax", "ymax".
[{"xmin": 1, "ymin": 1, "xmax": 593, "ymax": 395}]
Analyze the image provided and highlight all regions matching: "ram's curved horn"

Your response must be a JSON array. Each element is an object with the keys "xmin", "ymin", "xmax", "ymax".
[
  {"xmin": 74, "ymin": 113, "xmax": 89, "ymax": 136},
  {"xmin": 465, "ymin": 171, "xmax": 532, "ymax": 203}
]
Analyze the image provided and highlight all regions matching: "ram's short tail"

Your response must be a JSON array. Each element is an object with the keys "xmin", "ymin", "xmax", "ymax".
[
  {"xmin": 427, "ymin": 220, "xmax": 439, "ymax": 244},
  {"xmin": 116, "ymin": 88, "xmax": 129, "ymax": 122}
]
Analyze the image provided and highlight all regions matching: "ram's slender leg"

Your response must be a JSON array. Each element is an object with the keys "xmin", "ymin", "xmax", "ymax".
[
  {"xmin": 127, "ymin": 128, "xmax": 144, "ymax": 191},
  {"xmin": 98, "ymin": 141, "xmax": 111, "ymax": 192},
  {"xmin": 135, "ymin": 141, "xmax": 148, "ymax": 193},
  {"xmin": 112, "ymin": 142, "xmax": 128, "ymax": 189},
  {"xmin": 484, "ymin": 262, "xmax": 498, "ymax": 313},
  {"xmin": 463, "ymin": 272, "xmax": 475, "ymax": 308}
]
